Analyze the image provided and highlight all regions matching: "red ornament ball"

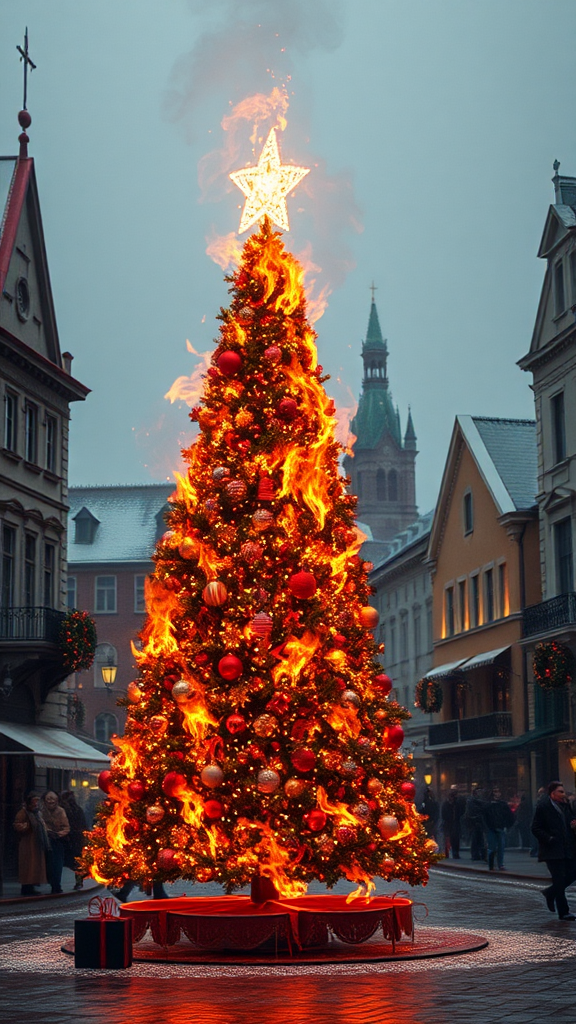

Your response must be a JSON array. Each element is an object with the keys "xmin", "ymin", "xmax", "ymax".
[
  {"xmin": 252, "ymin": 509, "xmax": 274, "ymax": 531},
  {"xmin": 157, "ymin": 848, "xmax": 178, "ymax": 872},
  {"xmin": 304, "ymin": 809, "xmax": 327, "ymax": 832},
  {"xmin": 225, "ymin": 479, "xmax": 247, "ymax": 501},
  {"xmin": 217, "ymin": 351, "xmax": 242, "ymax": 377},
  {"xmin": 127, "ymin": 780, "xmax": 146, "ymax": 801},
  {"xmin": 241, "ymin": 540, "xmax": 263, "ymax": 562},
  {"xmin": 98, "ymin": 770, "xmax": 112, "ymax": 794},
  {"xmin": 335, "ymin": 825, "xmax": 357, "ymax": 846},
  {"xmin": 226, "ymin": 712, "xmax": 246, "ymax": 734},
  {"xmin": 378, "ymin": 815, "xmax": 399, "ymax": 839},
  {"xmin": 179, "ymin": 537, "xmax": 196, "ymax": 560},
  {"xmin": 264, "ymin": 344, "xmax": 282, "ymax": 364},
  {"xmin": 203, "ymin": 580, "xmax": 228, "ymax": 606},
  {"xmin": 400, "ymin": 781, "xmax": 416, "ymax": 801},
  {"xmin": 278, "ymin": 397, "xmax": 298, "ymax": 421},
  {"xmin": 288, "ymin": 571, "xmax": 317, "ymax": 600},
  {"xmin": 374, "ymin": 673, "xmax": 393, "ymax": 696},
  {"xmin": 204, "ymin": 799, "xmax": 224, "ymax": 819},
  {"xmin": 251, "ymin": 611, "xmax": 273, "ymax": 639},
  {"xmin": 359, "ymin": 606, "xmax": 380, "ymax": 629},
  {"xmin": 162, "ymin": 771, "xmax": 187, "ymax": 798},
  {"xmin": 218, "ymin": 653, "xmax": 243, "ymax": 680},
  {"xmin": 291, "ymin": 747, "xmax": 316, "ymax": 773},
  {"xmin": 384, "ymin": 724, "xmax": 405, "ymax": 750}
]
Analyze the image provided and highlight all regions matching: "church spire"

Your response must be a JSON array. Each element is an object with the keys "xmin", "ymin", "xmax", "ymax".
[
  {"xmin": 362, "ymin": 299, "xmax": 388, "ymax": 388},
  {"xmin": 404, "ymin": 406, "xmax": 417, "ymax": 451}
]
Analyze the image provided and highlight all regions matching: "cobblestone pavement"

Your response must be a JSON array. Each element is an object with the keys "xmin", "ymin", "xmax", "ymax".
[{"xmin": 1, "ymin": 868, "xmax": 576, "ymax": 1024}]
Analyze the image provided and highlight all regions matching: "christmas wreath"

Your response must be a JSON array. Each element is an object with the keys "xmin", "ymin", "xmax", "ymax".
[
  {"xmin": 533, "ymin": 641, "xmax": 575, "ymax": 690},
  {"xmin": 60, "ymin": 609, "xmax": 97, "ymax": 674},
  {"xmin": 415, "ymin": 677, "xmax": 444, "ymax": 713},
  {"xmin": 67, "ymin": 693, "xmax": 86, "ymax": 730}
]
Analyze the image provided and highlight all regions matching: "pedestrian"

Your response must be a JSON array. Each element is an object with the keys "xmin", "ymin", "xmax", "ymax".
[
  {"xmin": 515, "ymin": 793, "xmax": 534, "ymax": 849},
  {"xmin": 60, "ymin": 790, "xmax": 88, "ymax": 890},
  {"xmin": 465, "ymin": 786, "xmax": 487, "ymax": 861},
  {"xmin": 40, "ymin": 790, "xmax": 70, "ymax": 894},
  {"xmin": 419, "ymin": 786, "xmax": 439, "ymax": 840},
  {"xmin": 531, "ymin": 780, "xmax": 576, "ymax": 921},
  {"xmin": 482, "ymin": 786, "xmax": 514, "ymax": 870},
  {"xmin": 13, "ymin": 792, "xmax": 50, "ymax": 896},
  {"xmin": 441, "ymin": 784, "xmax": 465, "ymax": 859}
]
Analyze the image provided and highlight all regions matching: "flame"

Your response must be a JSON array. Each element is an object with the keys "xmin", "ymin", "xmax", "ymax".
[
  {"xmin": 237, "ymin": 818, "xmax": 307, "ymax": 898},
  {"xmin": 316, "ymin": 786, "xmax": 362, "ymax": 828},
  {"xmin": 221, "ymin": 87, "xmax": 289, "ymax": 146},
  {"xmin": 104, "ymin": 782, "xmax": 132, "ymax": 855},
  {"xmin": 342, "ymin": 864, "xmax": 377, "ymax": 903},
  {"xmin": 179, "ymin": 697, "xmax": 219, "ymax": 744},
  {"xmin": 326, "ymin": 704, "xmax": 362, "ymax": 740},
  {"xmin": 297, "ymin": 242, "xmax": 331, "ymax": 323},
  {"xmin": 110, "ymin": 734, "xmax": 141, "ymax": 776},
  {"xmin": 331, "ymin": 382, "xmax": 357, "ymax": 453},
  {"xmin": 271, "ymin": 630, "xmax": 320, "ymax": 688},
  {"xmin": 206, "ymin": 229, "xmax": 243, "ymax": 271},
  {"xmin": 165, "ymin": 341, "xmax": 211, "ymax": 408},
  {"xmin": 135, "ymin": 576, "xmax": 181, "ymax": 661}
]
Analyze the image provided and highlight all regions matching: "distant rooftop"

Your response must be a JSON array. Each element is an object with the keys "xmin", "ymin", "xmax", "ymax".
[
  {"xmin": 68, "ymin": 483, "xmax": 173, "ymax": 564},
  {"xmin": 471, "ymin": 417, "xmax": 537, "ymax": 511},
  {"xmin": 371, "ymin": 509, "xmax": 435, "ymax": 573}
]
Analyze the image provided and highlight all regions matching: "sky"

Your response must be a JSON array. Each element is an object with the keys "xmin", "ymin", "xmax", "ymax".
[{"xmin": 1, "ymin": 0, "xmax": 576, "ymax": 514}]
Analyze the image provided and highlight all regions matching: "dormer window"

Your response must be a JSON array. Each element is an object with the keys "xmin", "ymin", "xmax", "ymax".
[
  {"xmin": 73, "ymin": 507, "xmax": 100, "ymax": 544},
  {"xmin": 463, "ymin": 490, "xmax": 473, "ymax": 535},
  {"xmin": 554, "ymin": 259, "xmax": 565, "ymax": 315},
  {"xmin": 155, "ymin": 504, "xmax": 171, "ymax": 543}
]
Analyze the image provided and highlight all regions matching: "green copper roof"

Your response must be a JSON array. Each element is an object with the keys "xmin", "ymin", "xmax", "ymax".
[
  {"xmin": 351, "ymin": 386, "xmax": 402, "ymax": 449},
  {"xmin": 363, "ymin": 301, "xmax": 386, "ymax": 350}
]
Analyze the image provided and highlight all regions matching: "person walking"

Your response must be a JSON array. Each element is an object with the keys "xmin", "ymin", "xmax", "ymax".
[
  {"xmin": 60, "ymin": 790, "xmax": 88, "ymax": 890},
  {"xmin": 441, "ymin": 785, "xmax": 465, "ymax": 859},
  {"xmin": 13, "ymin": 792, "xmax": 50, "ymax": 896},
  {"xmin": 483, "ymin": 786, "xmax": 514, "ymax": 870},
  {"xmin": 532, "ymin": 780, "xmax": 576, "ymax": 921},
  {"xmin": 40, "ymin": 791, "xmax": 70, "ymax": 893},
  {"xmin": 419, "ymin": 786, "xmax": 439, "ymax": 840},
  {"xmin": 465, "ymin": 786, "xmax": 487, "ymax": 861}
]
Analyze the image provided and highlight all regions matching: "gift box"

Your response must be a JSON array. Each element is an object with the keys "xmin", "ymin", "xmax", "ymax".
[{"xmin": 74, "ymin": 897, "xmax": 133, "ymax": 969}]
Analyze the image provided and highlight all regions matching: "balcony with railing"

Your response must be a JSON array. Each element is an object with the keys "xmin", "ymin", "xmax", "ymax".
[
  {"xmin": 0, "ymin": 607, "xmax": 65, "ymax": 643},
  {"xmin": 428, "ymin": 712, "xmax": 513, "ymax": 747},
  {"xmin": 523, "ymin": 593, "xmax": 576, "ymax": 638}
]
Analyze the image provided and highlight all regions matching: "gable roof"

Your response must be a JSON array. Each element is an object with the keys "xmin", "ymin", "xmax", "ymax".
[
  {"xmin": 428, "ymin": 416, "xmax": 537, "ymax": 562},
  {"xmin": 68, "ymin": 484, "xmax": 174, "ymax": 565}
]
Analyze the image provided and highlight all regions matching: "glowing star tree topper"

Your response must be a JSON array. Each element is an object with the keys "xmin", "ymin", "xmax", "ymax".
[{"xmin": 229, "ymin": 127, "xmax": 310, "ymax": 234}]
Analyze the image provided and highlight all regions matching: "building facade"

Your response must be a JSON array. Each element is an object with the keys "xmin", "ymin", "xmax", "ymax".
[
  {"xmin": 343, "ymin": 300, "xmax": 418, "ymax": 541},
  {"xmin": 424, "ymin": 416, "xmax": 541, "ymax": 801},
  {"xmin": 67, "ymin": 484, "xmax": 173, "ymax": 746},
  {"xmin": 518, "ymin": 163, "xmax": 576, "ymax": 790}
]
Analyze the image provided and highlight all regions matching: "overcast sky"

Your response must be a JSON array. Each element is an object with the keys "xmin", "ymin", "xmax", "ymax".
[{"xmin": 1, "ymin": 0, "xmax": 575, "ymax": 514}]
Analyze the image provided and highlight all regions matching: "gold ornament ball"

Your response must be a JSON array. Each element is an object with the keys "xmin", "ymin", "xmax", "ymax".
[
  {"xmin": 257, "ymin": 768, "xmax": 280, "ymax": 794},
  {"xmin": 196, "ymin": 867, "xmax": 214, "ymax": 882},
  {"xmin": 179, "ymin": 537, "xmax": 196, "ymax": 560},
  {"xmin": 172, "ymin": 679, "xmax": 193, "ymax": 704},
  {"xmin": 378, "ymin": 814, "xmax": 399, "ymax": 839},
  {"xmin": 381, "ymin": 856, "xmax": 395, "ymax": 872},
  {"xmin": 340, "ymin": 689, "xmax": 360, "ymax": 708},
  {"xmin": 146, "ymin": 804, "xmax": 165, "ymax": 824},
  {"xmin": 284, "ymin": 778, "xmax": 307, "ymax": 798},
  {"xmin": 253, "ymin": 714, "xmax": 278, "ymax": 738},
  {"xmin": 359, "ymin": 606, "xmax": 380, "ymax": 629},
  {"xmin": 366, "ymin": 777, "xmax": 384, "ymax": 796},
  {"xmin": 200, "ymin": 764, "xmax": 224, "ymax": 789}
]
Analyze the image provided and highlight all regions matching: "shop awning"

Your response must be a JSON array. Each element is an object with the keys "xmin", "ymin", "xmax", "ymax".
[
  {"xmin": 0, "ymin": 723, "xmax": 109, "ymax": 770},
  {"xmin": 460, "ymin": 646, "xmax": 511, "ymax": 672},
  {"xmin": 424, "ymin": 659, "xmax": 469, "ymax": 680},
  {"xmin": 499, "ymin": 725, "xmax": 561, "ymax": 750}
]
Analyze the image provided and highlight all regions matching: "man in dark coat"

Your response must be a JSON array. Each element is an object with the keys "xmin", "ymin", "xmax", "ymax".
[
  {"xmin": 531, "ymin": 780, "xmax": 576, "ymax": 921},
  {"xmin": 441, "ymin": 785, "xmax": 465, "ymax": 859},
  {"xmin": 483, "ymin": 786, "xmax": 514, "ymax": 871}
]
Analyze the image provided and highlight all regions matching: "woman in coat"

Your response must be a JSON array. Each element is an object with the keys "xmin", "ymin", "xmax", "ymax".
[
  {"xmin": 40, "ymin": 790, "xmax": 70, "ymax": 894},
  {"xmin": 13, "ymin": 792, "xmax": 50, "ymax": 896},
  {"xmin": 59, "ymin": 790, "xmax": 87, "ymax": 889}
]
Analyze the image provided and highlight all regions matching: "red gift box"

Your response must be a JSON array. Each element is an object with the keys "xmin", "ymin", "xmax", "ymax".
[{"xmin": 74, "ymin": 897, "xmax": 133, "ymax": 969}]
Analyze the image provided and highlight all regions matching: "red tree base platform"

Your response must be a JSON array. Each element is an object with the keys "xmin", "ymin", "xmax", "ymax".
[{"xmin": 118, "ymin": 894, "xmax": 415, "ymax": 956}]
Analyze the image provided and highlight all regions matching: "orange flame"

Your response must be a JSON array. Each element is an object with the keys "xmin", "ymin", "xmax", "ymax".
[
  {"xmin": 179, "ymin": 697, "xmax": 219, "ymax": 744},
  {"xmin": 237, "ymin": 818, "xmax": 307, "ymax": 898},
  {"xmin": 205, "ymin": 229, "xmax": 243, "ymax": 271},
  {"xmin": 342, "ymin": 864, "xmax": 377, "ymax": 903},
  {"xmin": 316, "ymin": 786, "xmax": 363, "ymax": 827},
  {"xmin": 326, "ymin": 703, "xmax": 362, "ymax": 740},
  {"xmin": 135, "ymin": 576, "xmax": 181, "ymax": 661},
  {"xmin": 271, "ymin": 630, "xmax": 320, "ymax": 689},
  {"xmin": 165, "ymin": 341, "xmax": 211, "ymax": 408}
]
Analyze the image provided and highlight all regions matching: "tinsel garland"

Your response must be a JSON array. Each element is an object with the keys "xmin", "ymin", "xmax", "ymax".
[
  {"xmin": 415, "ymin": 677, "xmax": 444, "ymax": 713},
  {"xmin": 60, "ymin": 609, "xmax": 97, "ymax": 673},
  {"xmin": 533, "ymin": 641, "xmax": 575, "ymax": 690}
]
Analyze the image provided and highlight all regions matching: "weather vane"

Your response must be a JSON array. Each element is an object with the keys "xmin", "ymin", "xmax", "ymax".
[
  {"xmin": 229, "ymin": 127, "xmax": 310, "ymax": 234},
  {"xmin": 17, "ymin": 27, "xmax": 36, "ymax": 111}
]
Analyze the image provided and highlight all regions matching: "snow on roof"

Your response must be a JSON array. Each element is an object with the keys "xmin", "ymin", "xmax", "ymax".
[{"xmin": 68, "ymin": 483, "xmax": 174, "ymax": 564}]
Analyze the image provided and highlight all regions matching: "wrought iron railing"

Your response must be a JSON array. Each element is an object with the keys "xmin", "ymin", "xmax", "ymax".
[
  {"xmin": 429, "ymin": 712, "xmax": 513, "ymax": 747},
  {"xmin": 0, "ymin": 607, "xmax": 65, "ymax": 642},
  {"xmin": 523, "ymin": 593, "xmax": 576, "ymax": 637}
]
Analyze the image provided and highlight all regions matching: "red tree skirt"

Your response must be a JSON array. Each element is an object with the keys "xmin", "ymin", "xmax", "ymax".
[{"xmin": 119, "ymin": 894, "xmax": 413, "ymax": 954}]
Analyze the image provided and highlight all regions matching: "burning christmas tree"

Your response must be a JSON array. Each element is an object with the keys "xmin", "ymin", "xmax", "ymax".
[{"xmin": 82, "ymin": 130, "xmax": 435, "ymax": 899}]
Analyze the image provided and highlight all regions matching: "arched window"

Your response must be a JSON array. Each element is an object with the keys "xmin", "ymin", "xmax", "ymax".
[
  {"xmin": 376, "ymin": 469, "xmax": 386, "ymax": 502},
  {"xmin": 388, "ymin": 470, "xmax": 398, "ymax": 502},
  {"xmin": 94, "ymin": 642, "xmax": 118, "ymax": 688},
  {"xmin": 95, "ymin": 712, "xmax": 118, "ymax": 744}
]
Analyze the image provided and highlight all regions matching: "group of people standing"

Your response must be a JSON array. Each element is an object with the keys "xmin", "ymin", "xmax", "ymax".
[{"xmin": 13, "ymin": 790, "xmax": 87, "ymax": 896}]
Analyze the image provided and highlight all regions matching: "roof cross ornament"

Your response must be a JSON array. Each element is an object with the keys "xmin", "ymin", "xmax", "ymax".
[
  {"xmin": 370, "ymin": 281, "xmax": 378, "ymax": 302},
  {"xmin": 17, "ymin": 27, "xmax": 36, "ymax": 111}
]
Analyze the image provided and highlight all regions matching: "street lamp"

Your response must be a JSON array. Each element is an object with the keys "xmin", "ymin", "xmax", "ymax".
[
  {"xmin": 569, "ymin": 755, "xmax": 576, "ymax": 786},
  {"xmin": 424, "ymin": 773, "xmax": 432, "ymax": 786},
  {"xmin": 101, "ymin": 657, "xmax": 117, "ymax": 688}
]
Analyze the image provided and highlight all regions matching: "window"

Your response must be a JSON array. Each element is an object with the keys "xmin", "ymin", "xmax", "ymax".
[
  {"xmin": 388, "ymin": 470, "xmax": 398, "ymax": 502},
  {"xmin": 458, "ymin": 579, "xmax": 467, "ymax": 631},
  {"xmin": 1, "ymin": 525, "xmax": 16, "ymax": 608},
  {"xmin": 95, "ymin": 576, "xmax": 117, "ymax": 613},
  {"xmin": 400, "ymin": 615, "xmax": 408, "ymax": 661},
  {"xmin": 444, "ymin": 587, "xmax": 455, "ymax": 637},
  {"xmin": 554, "ymin": 518, "xmax": 574, "ymax": 595},
  {"xmin": 45, "ymin": 415, "xmax": 57, "ymax": 473},
  {"xmin": 414, "ymin": 612, "xmax": 421, "ymax": 656},
  {"xmin": 484, "ymin": 568, "xmax": 494, "ymax": 623},
  {"xmin": 470, "ymin": 574, "xmax": 480, "ymax": 628},
  {"xmin": 67, "ymin": 576, "xmax": 77, "ymax": 610},
  {"xmin": 498, "ymin": 563, "xmax": 508, "ymax": 617},
  {"xmin": 376, "ymin": 469, "xmax": 386, "ymax": 502},
  {"xmin": 73, "ymin": 508, "xmax": 100, "ymax": 545},
  {"xmin": 554, "ymin": 260, "xmax": 565, "ymax": 314},
  {"xmin": 24, "ymin": 534, "xmax": 36, "ymax": 606},
  {"xmin": 134, "ymin": 574, "xmax": 146, "ymax": 613},
  {"xmin": 4, "ymin": 391, "xmax": 17, "ymax": 452},
  {"xmin": 551, "ymin": 392, "xmax": 566, "ymax": 464},
  {"xmin": 95, "ymin": 712, "xmax": 118, "ymax": 743},
  {"xmin": 463, "ymin": 490, "xmax": 473, "ymax": 535},
  {"xmin": 25, "ymin": 403, "xmax": 38, "ymax": 464},
  {"xmin": 43, "ymin": 543, "xmax": 55, "ymax": 607}
]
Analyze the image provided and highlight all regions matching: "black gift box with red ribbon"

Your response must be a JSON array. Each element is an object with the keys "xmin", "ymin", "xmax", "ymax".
[{"xmin": 74, "ymin": 897, "xmax": 133, "ymax": 969}]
